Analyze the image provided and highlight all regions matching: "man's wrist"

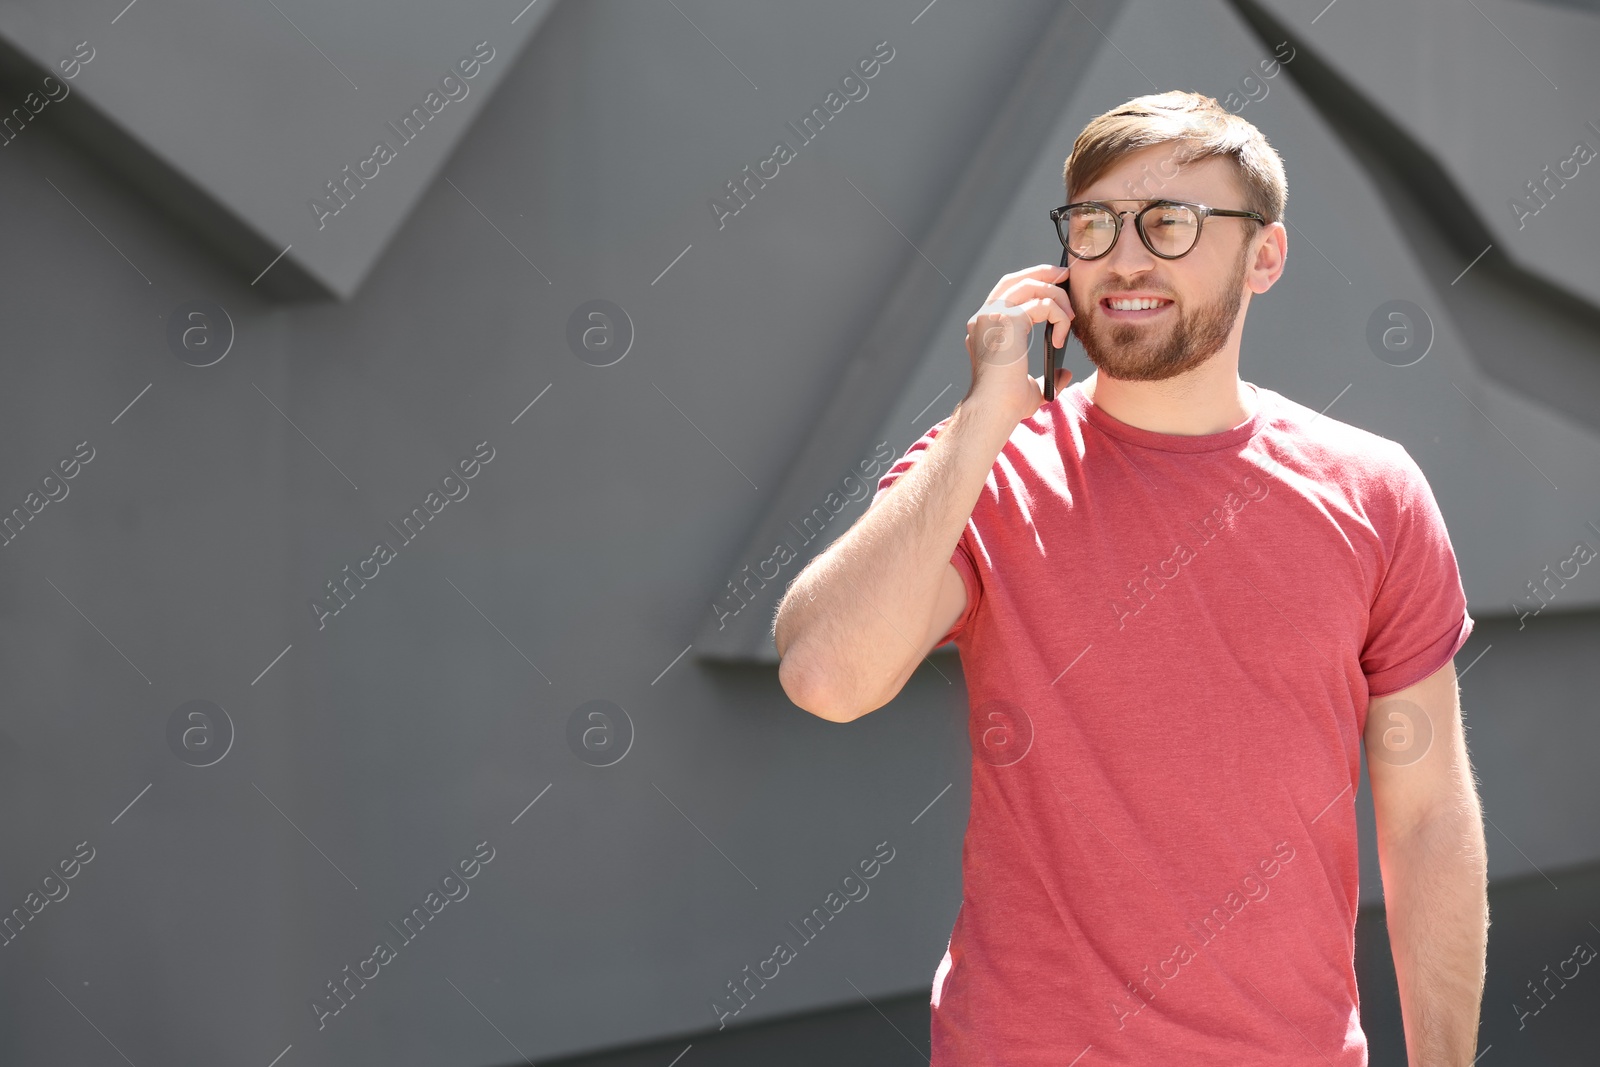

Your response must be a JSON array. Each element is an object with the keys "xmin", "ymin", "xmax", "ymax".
[{"xmin": 960, "ymin": 377, "xmax": 1028, "ymax": 433}]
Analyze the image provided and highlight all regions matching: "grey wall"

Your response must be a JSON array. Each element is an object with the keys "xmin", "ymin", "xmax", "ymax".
[
  {"xmin": 0, "ymin": 0, "xmax": 556, "ymax": 298},
  {"xmin": 0, "ymin": 0, "xmax": 1062, "ymax": 1063},
  {"xmin": 0, "ymin": 0, "xmax": 1595, "ymax": 1064}
]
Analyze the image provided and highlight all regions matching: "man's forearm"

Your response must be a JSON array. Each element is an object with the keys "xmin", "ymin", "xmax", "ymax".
[
  {"xmin": 1378, "ymin": 802, "xmax": 1489, "ymax": 1066},
  {"xmin": 774, "ymin": 386, "xmax": 1017, "ymax": 718}
]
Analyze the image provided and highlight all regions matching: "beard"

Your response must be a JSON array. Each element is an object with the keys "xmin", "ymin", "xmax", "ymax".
[{"xmin": 1069, "ymin": 244, "xmax": 1249, "ymax": 383}]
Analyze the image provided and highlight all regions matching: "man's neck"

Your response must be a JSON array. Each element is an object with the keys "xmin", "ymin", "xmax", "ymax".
[{"xmin": 1082, "ymin": 361, "xmax": 1256, "ymax": 437}]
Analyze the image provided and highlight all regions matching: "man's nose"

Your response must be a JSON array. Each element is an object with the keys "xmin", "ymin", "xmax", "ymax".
[{"xmin": 1104, "ymin": 212, "xmax": 1157, "ymax": 273}]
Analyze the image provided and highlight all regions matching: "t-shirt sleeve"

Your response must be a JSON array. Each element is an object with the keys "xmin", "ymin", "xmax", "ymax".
[
  {"xmin": 870, "ymin": 423, "xmax": 983, "ymax": 647},
  {"xmin": 1361, "ymin": 446, "xmax": 1474, "ymax": 696}
]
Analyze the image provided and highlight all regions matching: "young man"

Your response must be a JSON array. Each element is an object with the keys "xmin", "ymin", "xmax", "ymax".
[{"xmin": 773, "ymin": 91, "xmax": 1487, "ymax": 1066}]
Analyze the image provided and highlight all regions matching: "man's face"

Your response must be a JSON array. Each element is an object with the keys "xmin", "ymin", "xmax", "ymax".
[{"xmin": 1066, "ymin": 146, "xmax": 1259, "ymax": 383}]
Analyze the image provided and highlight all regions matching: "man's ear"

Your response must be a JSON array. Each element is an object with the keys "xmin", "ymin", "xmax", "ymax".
[{"xmin": 1248, "ymin": 222, "xmax": 1288, "ymax": 294}]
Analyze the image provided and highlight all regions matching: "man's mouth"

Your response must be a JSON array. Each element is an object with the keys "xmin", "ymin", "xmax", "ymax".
[{"xmin": 1100, "ymin": 296, "xmax": 1174, "ymax": 320}]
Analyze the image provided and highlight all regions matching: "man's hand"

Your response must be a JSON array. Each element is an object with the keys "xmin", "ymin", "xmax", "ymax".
[{"xmin": 964, "ymin": 263, "xmax": 1075, "ymax": 424}]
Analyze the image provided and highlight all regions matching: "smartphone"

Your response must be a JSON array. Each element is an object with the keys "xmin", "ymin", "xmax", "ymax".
[{"xmin": 1044, "ymin": 246, "xmax": 1073, "ymax": 402}]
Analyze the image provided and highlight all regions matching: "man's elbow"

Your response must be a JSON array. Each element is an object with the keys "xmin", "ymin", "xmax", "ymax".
[{"xmin": 777, "ymin": 652, "xmax": 862, "ymax": 723}]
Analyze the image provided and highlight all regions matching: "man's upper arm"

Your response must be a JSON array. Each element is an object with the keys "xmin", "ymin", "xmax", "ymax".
[
  {"xmin": 1360, "ymin": 444, "xmax": 1477, "ymax": 841},
  {"xmin": 870, "ymin": 561, "xmax": 968, "ymax": 709},
  {"xmin": 866, "ymin": 465, "xmax": 975, "ymax": 659},
  {"xmin": 1360, "ymin": 443, "xmax": 1473, "ymax": 694},
  {"xmin": 1364, "ymin": 657, "xmax": 1470, "ymax": 843},
  {"xmin": 925, "ymin": 560, "xmax": 968, "ymax": 653}
]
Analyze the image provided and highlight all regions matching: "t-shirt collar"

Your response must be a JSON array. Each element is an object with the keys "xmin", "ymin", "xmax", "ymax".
[{"xmin": 1063, "ymin": 379, "xmax": 1270, "ymax": 453}]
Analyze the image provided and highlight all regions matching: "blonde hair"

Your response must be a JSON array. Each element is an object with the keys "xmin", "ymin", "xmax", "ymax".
[{"xmin": 1063, "ymin": 90, "xmax": 1286, "ymax": 225}]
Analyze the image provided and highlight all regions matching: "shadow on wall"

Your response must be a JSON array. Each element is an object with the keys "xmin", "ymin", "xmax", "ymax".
[{"xmin": 1228, "ymin": 0, "xmax": 1600, "ymax": 441}]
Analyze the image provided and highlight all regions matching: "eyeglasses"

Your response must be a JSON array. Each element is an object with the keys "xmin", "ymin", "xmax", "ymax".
[{"xmin": 1050, "ymin": 199, "xmax": 1265, "ymax": 261}]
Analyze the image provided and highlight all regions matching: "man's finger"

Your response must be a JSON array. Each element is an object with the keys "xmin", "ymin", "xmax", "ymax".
[{"xmin": 988, "ymin": 263, "xmax": 1072, "ymax": 305}]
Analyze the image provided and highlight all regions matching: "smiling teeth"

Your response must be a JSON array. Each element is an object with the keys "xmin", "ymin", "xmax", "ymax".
[{"xmin": 1109, "ymin": 298, "xmax": 1170, "ymax": 311}]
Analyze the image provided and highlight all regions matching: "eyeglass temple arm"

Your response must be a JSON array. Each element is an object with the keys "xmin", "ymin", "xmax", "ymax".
[{"xmin": 1044, "ymin": 245, "xmax": 1072, "ymax": 402}]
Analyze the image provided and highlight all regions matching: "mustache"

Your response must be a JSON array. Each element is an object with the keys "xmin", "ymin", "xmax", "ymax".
[{"xmin": 1086, "ymin": 289, "xmax": 1176, "ymax": 302}]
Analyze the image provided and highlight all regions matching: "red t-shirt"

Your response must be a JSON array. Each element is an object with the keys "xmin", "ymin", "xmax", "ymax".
[{"xmin": 871, "ymin": 379, "xmax": 1473, "ymax": 1066}]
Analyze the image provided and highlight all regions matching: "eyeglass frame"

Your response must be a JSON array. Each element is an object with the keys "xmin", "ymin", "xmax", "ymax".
[{"xmin": 1049, "ymin": 198, "xmax": 1266, "ymax": 261}]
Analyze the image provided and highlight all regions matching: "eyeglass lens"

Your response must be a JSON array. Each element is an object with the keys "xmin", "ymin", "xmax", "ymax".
[{"xmin": 1064, "ymin": 203, "xmax": 1199, "ymax": 259}]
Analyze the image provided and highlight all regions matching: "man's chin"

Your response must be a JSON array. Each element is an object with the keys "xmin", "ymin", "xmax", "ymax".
[
  {"xmin": 1081, "ymin": 344, "xmax": 1210, "ymax": 383},
  {"xmin": 1085, "ymin": 359, "xmax": 1190, "ymax": 383}
]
